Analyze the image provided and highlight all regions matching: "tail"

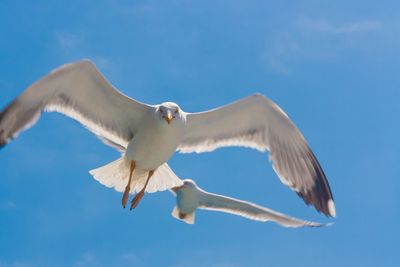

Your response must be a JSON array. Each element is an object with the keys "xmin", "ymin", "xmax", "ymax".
[
  {"xmin": 90, "ymin": 157, "xmax": 129, "ymax": 192},
  {"xmin": 171, "ymin": 206, "xmax": 195, "ymax": 224},
  {"xmin": 89, "ymin": 157, "xmax": 183, "ymax": 193}
]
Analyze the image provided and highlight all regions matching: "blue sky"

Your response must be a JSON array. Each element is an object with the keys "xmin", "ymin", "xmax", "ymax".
[{"xmin": 0, "ymin": 0, "xmax": 399, "ymax": 266}]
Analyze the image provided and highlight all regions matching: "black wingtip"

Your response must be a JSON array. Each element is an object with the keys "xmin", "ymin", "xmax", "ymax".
[
  {"xmin": 297, "ymin": 149, "xmax": 336, "ymax": 217},
  {"xmin": 0, "ymin": 126, "xmax": 6, "ymax": 149},
  {"xmin": 298, "ymin": 189, "xmax": 336, "ymax": 217},
  {"xmin": 0, "ymin": 99, "xmax": 19, "ymax": 150},
  {"xmin": 0, "ymin": 114, "xmax": 7, "ymax": 150}
]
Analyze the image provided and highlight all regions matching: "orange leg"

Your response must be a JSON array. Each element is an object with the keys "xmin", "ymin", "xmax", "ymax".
[
  {"xmin": 130, "ymin": 170, "xmax": 155, "ymax": 210},
  {"xmin": 122, "ymin": 161, "xmax": 136, "ymax": 208}
]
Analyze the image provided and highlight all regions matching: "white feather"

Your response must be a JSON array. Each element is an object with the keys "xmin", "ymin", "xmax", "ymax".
[
  {"xmin": 198, "ymin": 191, "xmax": 326, "ymax": 228},
  {"xmin": 172, "ymin": 179, "xmax": 330, "ymax": 227},
  {"xmin": 0, "ymin": 60, "xmax": 151, "ymax": 149},
  {"xmin": 178, "ymin": 94, "xmax": 335, "ymax": 216},
  {"xmin": 0, "ymin": 61, "xmax": 334, "ymax": 215},
  {"xmin": 90, "ymin": 158, "xmax": 183, "ymax": 194}
]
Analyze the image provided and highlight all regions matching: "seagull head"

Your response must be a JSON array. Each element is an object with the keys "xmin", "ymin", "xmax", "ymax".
[
  {"xmin": 171, "ymin": 179, "xmax": 197, "ymax": 193},
  {"xmin": 157, "ymin": 102, "xmax": 182, "ymax": 125},
  {"xmin": 182, "ymin": 179, "xmax": 197, "ymax": 188}
]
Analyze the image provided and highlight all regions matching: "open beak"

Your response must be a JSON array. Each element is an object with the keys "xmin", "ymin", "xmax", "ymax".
[{"xmin": 163, "ymin": 113, "xmax": 173, "ymax": 124}]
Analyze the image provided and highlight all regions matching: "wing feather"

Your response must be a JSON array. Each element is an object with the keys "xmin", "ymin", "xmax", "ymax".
[
  {"xmin": 179, "ymin": 94, "xmax": 335, "ymax": 217},
  {"xmin": 198, "ymin": 190, "xmax": 328, "ymax": 228},
  {"xmin": 0, "ymin": 60, "xmax": 152, "ymax": 150}
]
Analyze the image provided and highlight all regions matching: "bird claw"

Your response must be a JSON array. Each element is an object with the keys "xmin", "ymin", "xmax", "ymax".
[
  {"xmin": 121, "ymin": 161, "xmax": 136, "ymax": 208},
  {"xmin": 122, "ymin": 186, "xmax": 130, "ymax": 208},
  {"xmin": 130, "ymin": 191, "xmax": 144, "ymax": 210}
]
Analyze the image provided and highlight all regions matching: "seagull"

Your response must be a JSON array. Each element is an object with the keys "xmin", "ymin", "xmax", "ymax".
[
  {"xmin": 0, "ymin": 59, "xmax": 335, "ymax": 216},
  {"xmin": 170, "ymin": 179, "xmax": 329, "ymax": 227}
]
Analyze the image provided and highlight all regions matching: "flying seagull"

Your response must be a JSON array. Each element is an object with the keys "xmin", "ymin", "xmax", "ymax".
[
  {"xmin": 0, "ymin": 60, "xmax": 335, "ymax": 216},
  {"xmin": 170, "ymin": 179, "xmax": 330, "ymax": 227}
]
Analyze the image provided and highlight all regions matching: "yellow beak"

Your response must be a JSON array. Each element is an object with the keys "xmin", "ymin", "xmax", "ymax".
[{"xmin": 164, "ymin": 114, "xmax": 173, "ymax": 124}]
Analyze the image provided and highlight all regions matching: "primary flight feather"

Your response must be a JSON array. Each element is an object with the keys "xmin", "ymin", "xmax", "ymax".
[{"xmin": 0, "ymin": 60, "xmax": 335, "ymax": 216}]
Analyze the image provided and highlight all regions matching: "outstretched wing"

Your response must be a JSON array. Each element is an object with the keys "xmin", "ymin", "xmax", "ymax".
[
  {"xmin": 0, "ymin": 60, "xmax": 152, "ymax": 150},
  {"xmin": 198, "ymin": 190, "xmax": 328, "ymax": 228},
  {"xmin": 179, "ymin": 94, "xmax": 335, "ymax": 217}
]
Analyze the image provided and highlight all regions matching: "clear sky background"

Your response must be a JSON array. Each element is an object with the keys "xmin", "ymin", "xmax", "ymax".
[{"xmin": 0, "ymin": 1, "xmax": 399, "ymax": 266}]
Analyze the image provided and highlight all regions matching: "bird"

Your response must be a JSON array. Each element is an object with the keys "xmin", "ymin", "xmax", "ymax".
[
  {"xmin": 170, "ymin": 179, "xmax": 330, "ymax": 227},
  {"xmin": 0, "ymin": 59, "xmax": 335, "ymax": 216}
]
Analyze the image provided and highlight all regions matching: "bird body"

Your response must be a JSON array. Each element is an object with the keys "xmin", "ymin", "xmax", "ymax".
[
  {"xmin": 175, "ymin": 181, "xmax": 200, "ymax": 215},
  {"xmin": 125, "ymin": 104, "xmax": 186, "ymax": 171},
  {"xmin": 91, "ymin": 103, "xmax": 187, "ymax": 195}
]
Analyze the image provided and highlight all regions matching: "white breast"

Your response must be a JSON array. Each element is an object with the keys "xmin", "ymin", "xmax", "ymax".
[
  {"xmin": 177, "ymin": 188, "xmax": 200, "ymax": 214},
  {"xmin": 125, "ymin": 112, "xmax": 186, "ymax": 171}
]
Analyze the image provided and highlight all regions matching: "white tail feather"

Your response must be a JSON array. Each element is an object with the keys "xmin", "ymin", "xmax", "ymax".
[
  {"xmin": 171, "ymin": 206, "xmax": 195, "ymax": 224},
  {"xmin": 89, "ymin": 158, "xmax": 183, "ymax": 193}
]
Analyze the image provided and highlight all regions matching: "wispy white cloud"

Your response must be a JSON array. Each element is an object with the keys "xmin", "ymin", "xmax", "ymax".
[
  {"xmin": 172, "ymin": 263, "xmax": 242, "ymax": 267},
  {"xmin": 55, "ymin": 32, "xmax": 82, "ymax": 52},
  {"xmin": 116, "ymin": 252, "xmax": 143, "ymax": 265},
  {"xmin": 73, "ymin": 252, "xmax": 96, "ymax": 267},
  {"xmin": 262, "ymin": 16, "xmax": 386, "ymax": 74},
  {"xmin": 263, "ymin": 33, "xmax": 300, "ymax": 75},
  {"xmin": 98, "ymin": 0, "xmax": 155, "ymax": 16},
  {"xmin": 71, "ymin": 251, "xmax": 144, "ymax": 267},
  {"xmin": 0, "ymin": 200, "xmax": 17, "ymax": 210},
  {"xmin": 169, "ymin": 245, "xmax": 247, "ymax": 267},
  {"xmin": 298, "ymin": 16, "xmax": 382, "ymax": 34},
  {"xmin": 54, "ymin": 31, "xmax": 114, "ymax": 74},
  {"xmin": 0, "ymin": 261, "xmax": 31, "ymax": 267}
]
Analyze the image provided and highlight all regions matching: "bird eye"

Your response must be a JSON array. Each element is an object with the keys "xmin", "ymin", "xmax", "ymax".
[
  {"xmin": 174, "ymin": 109, "xmax": 179, "ymax": 114},
  {"xmin": 159, "ymin": 109, "xmax": 164, "ymax": 113}
]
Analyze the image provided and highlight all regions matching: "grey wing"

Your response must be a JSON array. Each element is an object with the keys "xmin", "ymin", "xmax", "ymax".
[
  {"xmin": 198, "ymin": 191, "xmax": 328, "ymax": 228},
  {"xmin": 179, "ymin": 94, "xmax": 335, "ymax": 217},
  {"xmin": 0, "ymin": 60, "xmax": 152, "ymax": 150}
]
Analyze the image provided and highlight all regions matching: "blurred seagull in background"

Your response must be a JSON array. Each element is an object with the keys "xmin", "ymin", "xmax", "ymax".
[
  {"xmin": 171, "ymin": 179, "xmax": 330, "ymax": 227},
  {"xmin": 0, "ymin": 60, "xmax": 335, "ymax": 216}
]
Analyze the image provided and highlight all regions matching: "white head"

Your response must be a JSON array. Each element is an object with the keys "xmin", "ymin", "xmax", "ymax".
[
  {"xmin": 171, "ymin": 179, "xmax": 198, "ymax": 193},
  {"xmin": 156, "ymin": 102, "xmax": 183, "ymax": 125},
  {"xmin": 182, "ymin": 179, "xmax": 197, "ymax": 188}
]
